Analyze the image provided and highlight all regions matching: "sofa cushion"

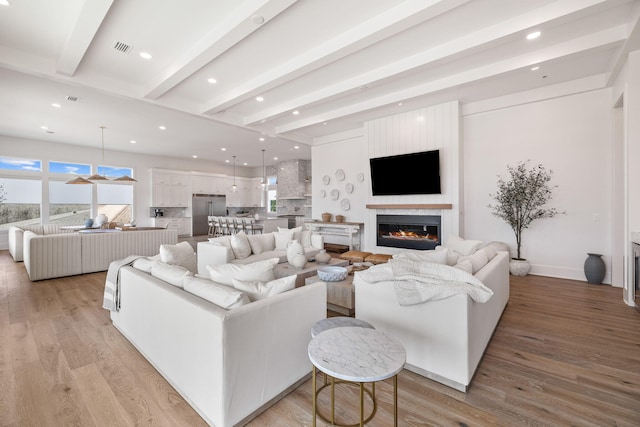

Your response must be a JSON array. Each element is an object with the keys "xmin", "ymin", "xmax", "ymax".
[
  {"xmin": 132, "ymin": 254, "xmax": 161, "ymax": 273},
  {"xmin": 206, "ymin": 257, "xmax": 279, "ymax": 286},
  {"xmin": 247, "ymin": 232, "xmax": 275, "ymax": 255},
  {"xmin": 274, "ymin": 228, "xmax": 294, "ymax": 250},
  {"xmin": 453, "ymin": 259, "xmax": 473, "ymax": 274},
  {"xmin": 230, "ymin": 231, "xmax": 252, "ymax": 259},
  {"xmin": 151, "ymin": 261, "xmax": 193, "ymax": 288},
  {"xmin": 458, "ymin": 249, "xmax": 490, "ymax": 274},
  {"xmin": 279, "ymin": 226, "xmax": 302, "ymax": 242},
  {"xmin": 183, "ymin": 275, "xmax": 250, "ymax": 309},
  {"xmin": 160, "ymin": 241, "xmax": 197, "ymax": 273},
  {"xmin": 393, "ymin": 248, "xmax": 448, "ymax": 264},
  {"xmin": 446, "ymin": 235, "xmax": 483, "ymax": 256},
  {"xmin": 300, "ymin": 229, "xmax": 312, "ymax": 247},
  {"xmin": 232, "ymin": 275, "xmax": 296, "ymax": 302}
]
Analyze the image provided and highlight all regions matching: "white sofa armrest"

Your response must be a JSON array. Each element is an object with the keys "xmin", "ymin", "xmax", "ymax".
[
  {"xmin": 23, "ymin": 231, "xmax": 82, "ymax": 281},
  {"xmin": 197, "ymin": 242, "xmax": 234, "ymax": 276},
  {"xmin": 8, "ymin": 226, "xmax": 24, "ymax": 261}
]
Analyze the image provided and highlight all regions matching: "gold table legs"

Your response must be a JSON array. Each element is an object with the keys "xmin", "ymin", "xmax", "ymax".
[{"xmin": 312, "ymin": 366, "xmax": 398, "ymax": 426}]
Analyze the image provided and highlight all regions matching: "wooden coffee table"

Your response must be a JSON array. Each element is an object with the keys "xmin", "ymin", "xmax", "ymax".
[
  {"xmin": 306, "ymin": 274, "xmax": 354, "ymax": 316},
  {"xmin": 274, "ymin": 258, "xmax": 349, "ymax": 288}
]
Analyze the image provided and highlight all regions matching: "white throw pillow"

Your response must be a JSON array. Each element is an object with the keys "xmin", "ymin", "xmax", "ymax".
[
  {"xmin": 435, "ymin": 245, "xmax": 460, "ymax": 266},
  {"xmin": 479, "ymin": 245, "xmax": 497, "ymax": 262},
  {"xmin": 206, "ymin": 257, "xmax": 279, "ymax": 287},
  {"xmin": 274, "ymin": 229, "xmax": 294, "ymax": 250},
  {"xmin": 458, "ymin": 249, "xmax": 489, "ymax": 274},
  {"xmin": 232, "ymin": 275, "xmax": 296, "ymax": 302},
  {"xmin": 183, "ymin": 275, "xmax": 250, "ymax": 309},
  {"xmin": 160, "ymin": 241, "xmax": 197, "ymax": 273},
  {"xmin": 279, "ymin": 226, "xmax": 302, "ymax": 242},
  {"xmin": 445, "ymin": 234, "xmax": 483, "ymax": 256},
  {"xmin": 392, "ymin": 249, "xmax": 448, "ymax": 264},
  {"xmin": 230, "ymin": 231, "xmax": 252, "ymax": 259},
  {"xmin": 151, "ymin": 261, "xmax": 193, "ymax": 288},
  {"xmin": 454, "ymin": 259, "xmax": 473, "ymax": 274},
  {"xmin": 247, "ymin": 232, "xmax": 275, "ymax": 255},
  {"xmin": 300, "ymin": 229, "xmax": 312, "ymax": 247}
]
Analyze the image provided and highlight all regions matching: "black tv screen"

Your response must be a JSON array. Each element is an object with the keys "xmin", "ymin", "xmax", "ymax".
[{"xmin": 370, "ymin": 150, "xmax": 441, "ymax": 196}]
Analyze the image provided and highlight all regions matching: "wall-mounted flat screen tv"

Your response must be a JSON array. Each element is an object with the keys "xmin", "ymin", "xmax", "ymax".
[{"xmin": 370, "ymin": 149, "xmax": 441, "ymax": 196}]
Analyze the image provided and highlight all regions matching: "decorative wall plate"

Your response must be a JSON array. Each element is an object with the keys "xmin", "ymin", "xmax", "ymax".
[
  {"xmin": 319, "ymin": 190, "xmax": 326, "ymax": 198},
  {"xmin": 323, "ymin": 175, "xmax": 330, "ymax": 185},
  {"xmin": 335, "ymin": 169, "xmax": 345, "ymax": 181},
  {"xmin": 357, "ymin": 172, "xmax": 365, "ymax": 182},
  {"xmin": 340, "ymin": 198, "xmax": 351, "ymax": 211},
  {"xmin": 330, "ymin": 189, "xmax": 339, "ymax": 200},
  {"xmin": 345, "ymin": 183, "xmax": 354, "ymax": 194}
]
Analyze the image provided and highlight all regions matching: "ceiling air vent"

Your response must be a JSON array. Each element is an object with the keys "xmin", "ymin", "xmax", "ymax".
[
  {"xmin": 113, "ymin": 41, "xmax": 132, "ymax": 54},
  {"xmin": 66, "ymin": 96, "xmax": 78, "ymax": 102}
]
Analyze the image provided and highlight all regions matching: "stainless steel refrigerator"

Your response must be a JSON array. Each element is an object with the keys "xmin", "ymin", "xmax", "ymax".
[{"xmin": 192, "ymin": 194, "xmax": 226, "ymax": 235}]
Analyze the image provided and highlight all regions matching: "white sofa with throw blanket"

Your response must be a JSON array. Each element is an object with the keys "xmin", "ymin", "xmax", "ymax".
[
  {"xmin": 107, "ymin": 253, "xmax": 327, "ymax": 427},
  {"xmin": 355, "ymin": 237, "xmax": 510, "ymax": 392}
]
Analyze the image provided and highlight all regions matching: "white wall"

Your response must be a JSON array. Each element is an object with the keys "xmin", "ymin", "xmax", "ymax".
[
  {"xmin": 462, "ymin": 89, "xmax": 613, "ymax": 283},
  {"xmin": 311, "ymin": 129, "xmax": 368, "ymax": 248}
]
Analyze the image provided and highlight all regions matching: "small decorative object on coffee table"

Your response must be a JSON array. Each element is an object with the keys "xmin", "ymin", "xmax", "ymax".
[
  {"xmin": 287, "ymin": 240, "xmax": 305, "ymax": 265},
  {"xmin": 315, "ymin": 249, "xmax": 331, "ymax": 264},
  {"xmin": 292, "ymin": 253, "xmax": 307, "ymax": 269},
  {"xmin": 318, "ymin": 266, "xmax": 347, "ymax": 282}
]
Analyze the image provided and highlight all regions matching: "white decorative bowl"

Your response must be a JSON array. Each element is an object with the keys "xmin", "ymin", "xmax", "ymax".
[{"xmin": 317, "ymin": 266, "xmax": 347, "ymax": 282}]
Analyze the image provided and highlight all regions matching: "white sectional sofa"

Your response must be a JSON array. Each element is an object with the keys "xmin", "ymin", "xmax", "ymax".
[
  {"xmin": 109, "ymin": 258, "xmax": 327, "ymax": 427},
  {"xmin": 355, "ymin": 239, "xmax": 510, "ymax": 392},
  {"xmin": 8, "ymin": 224, "xmax": 73, "ymax": 262},
  {"xmin": 12, "ymin": 225, "xmax": 178, "ymax": 281},
  {"xmin": 197, "ymin": 227, "xmax": 324, "ymax": 276}
]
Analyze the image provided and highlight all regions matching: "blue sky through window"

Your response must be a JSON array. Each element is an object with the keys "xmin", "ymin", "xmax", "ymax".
[
  {"xmin": 98, "ymin": 166, "xmax": 133, "ymax": 178},
  {"xmin": 0, "ymin": 157, "xmax": 41, "ymax": 172},
  {"xmin": 49, "ymin": 161, "xmax": 90, "ymax": 175}
]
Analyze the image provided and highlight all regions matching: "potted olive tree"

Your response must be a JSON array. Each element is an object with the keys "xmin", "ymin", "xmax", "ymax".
[{"xmin": 488, "ymin": 160, "xmax": 563, "ymax": 276}]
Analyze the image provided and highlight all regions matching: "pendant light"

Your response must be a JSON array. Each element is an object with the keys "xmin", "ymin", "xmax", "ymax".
[
  {"xmin": 87, "ymin": 126, "xmax": 109, "ymax": 181},
  {"xmin": 260, "ymin": 149, "xmax": 266, "ymax": 189},
  {"xmin": 65, "ymin": 176, "xmax": 92, "ymax": 184},
  {"xmin": 231, "ymin": 155, "xmax": 237, "ymax": 192}
]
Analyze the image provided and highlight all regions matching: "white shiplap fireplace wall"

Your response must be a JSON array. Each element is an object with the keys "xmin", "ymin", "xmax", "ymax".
[{"xmin": 364, "ymin": 101, "xmax": 461, "ymax": 254}]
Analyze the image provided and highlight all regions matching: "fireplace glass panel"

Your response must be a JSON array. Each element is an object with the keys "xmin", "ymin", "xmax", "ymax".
[{"xmin": 377, "ymin": 214, "xmax": 441, "ymax": 250}]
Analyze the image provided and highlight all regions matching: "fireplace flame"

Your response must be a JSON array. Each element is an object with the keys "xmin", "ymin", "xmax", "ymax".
[{"xmin": 384, "ymin": 230, "xmax": 438, "ymax": 242}]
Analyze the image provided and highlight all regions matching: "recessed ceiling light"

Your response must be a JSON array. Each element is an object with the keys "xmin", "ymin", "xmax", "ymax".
[
  {"xmin": 397, "ymin": 102, "xmax": 403, "ymax": 106},
  {"xmin": 225, "ymin": 159, "xmax": 230, "ymax": 163},
  {"xmin": 208, "ymin": 78, "xmax": 217, "ymax": 84},
  {"xmin": 40, "ymin": 125, "xmax": 48, "ymax": 130},
  {"xmin": 323, "ymin": 122, "xmax": 327, "ymax": 125},
  {"xmin": 140, "ymin": 52, "xmax": 153, "ymax": 59},
  {"xmin": 0, "ymin": 0, "xmax": 11, "ymax": 6},
  {"xmin": 256, "ymin": 96, "xmax": 264, "ymax": 102},
  {"xmin": 243, "ymin": 162, "xmax": 247, "ymax": 166},
  {"xmin": 292, "ymin": 110, "xmax": 299, "ymax": 115},
  {"xmin": 273, "ymin": 157, "xmax": 278, "ymax": 161},
  {"xmin": 159, "ymin": 125, "xmax": 166, "ymax": 130},
  {"xmin": 526, "ymin": 31, "xmax": 541, "ymax": 40},
  {"xmin": 51, "ymin": 103, "xmax": 61, "ymax": 108},
  {"xmin": 221, "ymin": 147, "xmax": 227, "ymax": 151},
  {"xmin": 294, "ymin": 146, "xmax": 299, "ymax": 150},
  {"xmin": 259, "ymin": 137, "xmax": 265, "ymax": 141},
  {"xmin": 530, "ymin": 66, "xmax": 540, "ymax": 71},
  {"xmin": 192, "ymin": 155, "xmax": 198, "ymax": 158}
]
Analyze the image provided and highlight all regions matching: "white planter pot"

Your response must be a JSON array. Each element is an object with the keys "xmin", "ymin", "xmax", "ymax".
[{"xmin": 509, "ymin": 259, "xmax": 531, "ymax": 276}]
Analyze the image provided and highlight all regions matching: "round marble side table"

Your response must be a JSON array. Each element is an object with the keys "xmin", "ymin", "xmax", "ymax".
[
  {"xmin": 311, "ymin": 316, "xmax": 374, "ymax": 338},
  {"xmin": 308, "ymin": 326, "xmax": 406, "ymax": 427}
]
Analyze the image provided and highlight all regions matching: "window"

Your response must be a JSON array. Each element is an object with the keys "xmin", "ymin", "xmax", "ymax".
[
  {"xmin": 49, "ymin": 161, "xmax": 90, "ymax": 176},
  {"xmin": 98, "ymin": 183, "xmax": 133, "ymax": 224},
  {"xmin": 0, "ymin": 178, "xmax": 41, "ymax": 229},
  {"xmin": 48, "ymin": 180, "xmax": 91, "ymax": 225},
  {"xmin": 98, "ymin": 165, "xmax": 134, "ymax": 179},
  {"xmin": 267, "ymin": 175, "xmax": 277, "ymax": 213},
  {"xmin": 0, "ymin": 156, "xmax": 41, "ymax": 172}
]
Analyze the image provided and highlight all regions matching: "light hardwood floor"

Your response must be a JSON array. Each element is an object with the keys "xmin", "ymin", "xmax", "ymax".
[{"xmin": 1, "ymin": 250, "xmax": 639, "ymax": 426}]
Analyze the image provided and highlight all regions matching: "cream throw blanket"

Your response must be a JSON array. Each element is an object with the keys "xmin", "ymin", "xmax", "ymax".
[
  {"xmin": 356, "ymin": 258, "xmax": 493, "ymax": 306},
  {"xmin": 102, "ymin": 255, "xmax": 144, "ymax": 312}
]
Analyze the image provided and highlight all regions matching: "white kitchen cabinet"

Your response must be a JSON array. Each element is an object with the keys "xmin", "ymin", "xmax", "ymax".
[
  {"xmin": 192, "ymin": 174, "xmax": 227, "ymax": 195},
  {"xmin": 151, "ymin": 169, "xmax": 189, "ymax": 207}
]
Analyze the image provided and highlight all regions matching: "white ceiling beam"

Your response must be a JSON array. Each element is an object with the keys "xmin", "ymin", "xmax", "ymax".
[
  {"xmin": 276, "ymin": 26, "xmax": 626, "ymax": 134},
  {"xmin": 143, "ymin": 0, "xmax": 297, "ymax": 100},
  {"xmin": 201, "ymin": 0, "xmax": 473, "ymax": 115},
  {"xmin": 245, "ymin": 0, "xmax": 609, "ymax": 125},
  {"xmin": 606, "ymin": 1, "xmax": 640, "ymax": 86},
  {"xmin": 56, "ymin": 0, "xmax": 114, "ymax": 77}
]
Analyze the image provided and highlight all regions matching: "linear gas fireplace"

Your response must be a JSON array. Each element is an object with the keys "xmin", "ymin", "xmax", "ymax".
[{"xmin": 377, "ymin": 214, "xmax": 441, "ymax": 250}]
